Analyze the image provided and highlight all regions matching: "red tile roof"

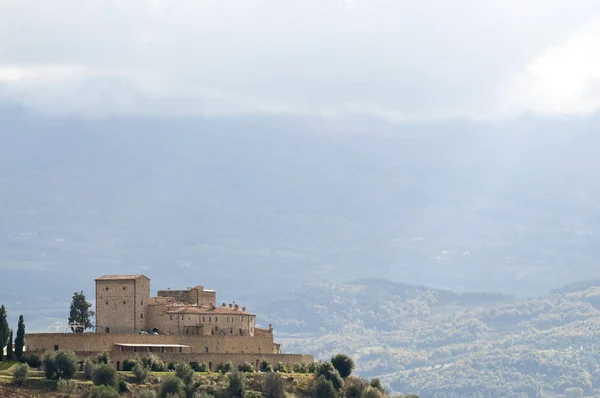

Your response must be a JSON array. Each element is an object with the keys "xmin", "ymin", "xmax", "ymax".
[{"xmin": 166, "ymin": 305, "xmax": 253, "ymax": 316}]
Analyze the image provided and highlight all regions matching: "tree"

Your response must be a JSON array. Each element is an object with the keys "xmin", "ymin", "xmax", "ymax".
[
  {"xmin": 369, "ymin": 378, "xmax": 384, "ymax": 394},
  {"xmin": 93, "ymin": 363, "xmax": 118, "ymax": 388},
  {"xmin": 90, "ymin": 385, "xmax": 120, "ymax": 398},
  {"xmin": 344, "ymin": 377, "xmax": 368, "ymax": 398},
  {"xmin": 226, "ymin": 371, "xmax": 246, "ymax": 398},
  {"xmin": 133, "ymin": 362, "xmax": 150, "ymax": 384},
  {"xmin": 57, "ymin": 378, "xmax": 78, "ymax": 396},
  {"xmin": 14, "ymin": 315, "xmax": 25, "ymax": 360},
  {"xmin": 139, "ymin": 390, "xmax": 158, "ymax": 398},
  {"xmin": 316, "ymin": 362, "xmax": 343, "ymax": 391},
  {"xmin": 331, "ymin": 354, "xmax": 354, "ymax": 379},
  {"xmin": 6, "ymin": 329, "xmax": 13, "ymax": 360},
  {"xmin": 264, "ymin": 372, "xmax": 286, "ymax": 398},
  {"xmin": 43, "ymin": 350, "xmax": 77, "ymax": 380},
  {"xmin": 175, "ymin": 362, "xmax": 197, "ymax": 398},
  {"xmin": 96, "ymin": 351, "xmax": 110, "ymax": 364},
  {"xmin": 0, "ymin": 305, "xmax": 9, "ymax": 361},
  {"xmin": 360, "ymin": 386, "xmax": 382, "ymax": 398},
  {"xmin": 313, "ymin": 375, "xmax": 337, "ymax": 398},
  {"xmin": 84, "ymin": 358, "xmax": 97, "ymax": 380},
  {"xmin": 68, "ymin": 291, "xmax": 94, "ymax": 333},
  {"xmin": 12, "ymin": 363, "xmax": 29, "ymax": 385},
  {"xmin": 260, "ymin": 360, "xmax": 273, "ymax": 372},
  {"xmin": 159, "ymin": 374, "xmax": 184, "ymax": 398}
]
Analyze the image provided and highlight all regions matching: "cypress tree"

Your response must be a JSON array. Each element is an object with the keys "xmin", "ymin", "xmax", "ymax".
[
  {"xmin": 15, "ymin": 315, "xmax": 25, "ymax": 360},
  {"xmin": 0, "ymin": 305, "xmax": 9, "ymax": 361},
  {"xmin": 6, "ymin": 329, "xmax": 13, "ymax": 360}
]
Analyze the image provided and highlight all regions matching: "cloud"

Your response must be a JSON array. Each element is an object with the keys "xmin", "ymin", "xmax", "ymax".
[
  {"xmin": 501, "ymin": 19, "xmax": 600, "ymax": 118},
  {"xmin": 1, "ymin": 0, "xmax": 600, "ymax": 120}
]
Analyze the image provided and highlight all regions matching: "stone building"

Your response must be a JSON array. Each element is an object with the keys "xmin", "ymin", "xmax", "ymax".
[{"xmin": 25, "ymin": 275, "xmax": 313, "ymax": 370}]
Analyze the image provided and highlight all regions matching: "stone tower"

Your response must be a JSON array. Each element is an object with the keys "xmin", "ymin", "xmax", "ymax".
[{"xmin": 95, "ymin": 275, "xmax": 150, "ymax": 334}]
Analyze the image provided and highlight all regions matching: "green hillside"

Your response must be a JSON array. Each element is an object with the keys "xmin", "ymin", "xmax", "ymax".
[{"xmin": 263, "ymin": 279, "xmax": 600, "ymax": 397}]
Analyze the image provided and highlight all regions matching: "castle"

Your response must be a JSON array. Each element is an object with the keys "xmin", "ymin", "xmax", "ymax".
[{"xmin": 25, "ymin": 275, "xmax": 313, "ymax": 370}]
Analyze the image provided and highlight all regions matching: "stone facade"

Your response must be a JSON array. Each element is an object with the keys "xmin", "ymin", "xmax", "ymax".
[
  {"xmin": 25, "ymin": 275, "xmax": 313, "ymax": 369},
  {"xmin": 95, "ymin": 275, "xmax": 150, "ymax": 334}
]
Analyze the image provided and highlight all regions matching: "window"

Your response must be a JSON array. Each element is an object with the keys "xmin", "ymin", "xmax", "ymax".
[
  {"xmin": 141, "ymin": 300, "xmax": 144, "ymax": 305},
  {"xmin": 215, "ymin": 316, "xmax": 218, "ymax": 322},
  {"xmin": 105, "ymin": 327, "xmax": 110, "ymax": 333},
  {"xmin": 205, "ymin": 347, "xmax": 209, "ymax": 353},
  {"xmin": 54, "ymin": 345, "xmax": 59, "ymax": 351},
  {"xmin": 123, "ymin": 286, "xmax": 126, "ymax": 290},
  {"xmin": 209, "ymin": 317, "xmax": 211, "ymax": 322},
  {"xmin": 241, "ymin": 316, "xmax": 243, "ymax": 322},
  {"xmin": 141, "ymin": 314, "xmax": 144, "ymax": 319},
  {"xmin": 181, "ymin": 315, "xmax": 184, "ymax": 320},
  {"xmin": 123, "ymin": 301, "xmax": 126, "ymax": 305},
  {"xmin": 170, "ymin": 315, "xmax": 173, "ymax": 320},
  {"xmin": 203, "ymin": 317, "xmax": 205, "ymax": 322},
  {"xmin": 106, "ymin": 287, "xmax": 109, "ymax": 291}
]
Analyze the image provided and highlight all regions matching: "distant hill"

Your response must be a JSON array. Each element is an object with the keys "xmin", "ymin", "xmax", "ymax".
[{"xmin": 270, "ymin": 279, "xmax": 600, "ymax": 397}]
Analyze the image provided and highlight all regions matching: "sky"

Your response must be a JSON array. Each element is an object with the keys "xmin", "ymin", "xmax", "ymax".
[{"xmin": 1, "ymin": 0, "xmax": 600, "ymax": 121}]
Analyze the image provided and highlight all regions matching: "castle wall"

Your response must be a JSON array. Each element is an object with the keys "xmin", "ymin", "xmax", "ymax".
[
  {"xmin": 25, "ymin": 333, "xmax": 280, "ymax": 355},
  {"xmin": 55, "ymin": 350, "xmax": 313, "ymax": 371},
  {"xmin": 156, "ymin": 287, "xmax": 215, "ymax": 307}
]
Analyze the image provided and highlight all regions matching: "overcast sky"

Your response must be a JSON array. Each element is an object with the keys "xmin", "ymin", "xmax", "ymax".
[{"xmin": 1, "ymin": 0, "xmax": 600, "ymax": 121}]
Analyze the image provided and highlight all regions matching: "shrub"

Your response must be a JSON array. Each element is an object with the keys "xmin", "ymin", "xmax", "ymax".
[
  {"xmin": 316, "ymin": 362, "xmax": 343, "ymax": 391},
  {"xmin": 291, "ymin": 363, "xmax": 306, "ymax": 373},
  {"xmin": 369, "ymin": 378, "xmax": 384, "ymax": 393},
  {"xmin": 57, "ymin": 378, "xmax": 78, "ymax": 396},
  {"xmin": 90, "ymin": 385, "xmax": 120, "ymax": 398},
  {"xmin": 96, "ymin": 351, "xmax": 110, "ymax": 364},
  {"xmin": 119, "ymin": 380, "xmax": 129, "ymax": 393},
  {"xmin": 168, "ymin": 362, "xmax": 176, "ymax": 371},
  {"xmin": 159, "ymin": 374, "xmax": 185, "ymax": 398},
  {"xmin": 84, "ymin": 358, "xmax": 97, "ymax": 380},
  {"xmin": 123, "ymin": 358, "xmax": 137, "ymax": 371},
  {"xmin": 21, "ymin": 354, "xmax": 41, "ymax": 369},
  {"xmin": 175, "ymin": 362, "xmax": 195, "ymax": 385},
  {"xmin": 218, "ymin": 361, "xmax": 233, "ymax": 374},
  {"xmin": 263, "ymin": 372, "xmax": 285, "ymax": 398},
  {"xmin": 133, "ymin": 362, "xmax": 151, "ymax": 384},
  {"xmin": 330, "ymin": 354, "xmax": 354, "ymax": 379},
  {"xmin": 196, "ymin": 363, "xmax": 209, "ymax": 372},
  {"xmin": 226, "ymin": 371, "xmax": 246, "ymax": 398},
  {"xmin": 193, "ymin": 391, "xmax": 214, "ymax": 398},
  {"xmin": 93, "ymin": 363, "xmax": 118, "ymax": 388},
  {"xmin": 238, "ymin": 362, "xmax": 255, "ymax": 373},
  {"xmin": 43, "ymin": 350, "xmax": 77, "ymax": 380},
  {"xmin": 139, "ymin": 390, "xmax": 158, "ymax": 398},
  {"xmin": 260, "ymin": 360, "xmax": 273, "ymax": 372},
  {"xmin": 143, "ymin": 354, "xmax": 167, "ymax": 372},
  {"xmin": 360, "ymin": 386, "xmax": 382, "ymax": 398},
  {"xmin": 12, "ymin": 363, "xmax": 29, "ymax": 385},
  {"xmin": 274, "ymin": 362, "xmax": 287, "ymax": 373},
  {"xmin": 344, "ymin": 377, "xmax": 368, "ymax": 398},
  {"xmin": 313, "ymin": 375, "xmax": 337, "ymax": 398}
]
